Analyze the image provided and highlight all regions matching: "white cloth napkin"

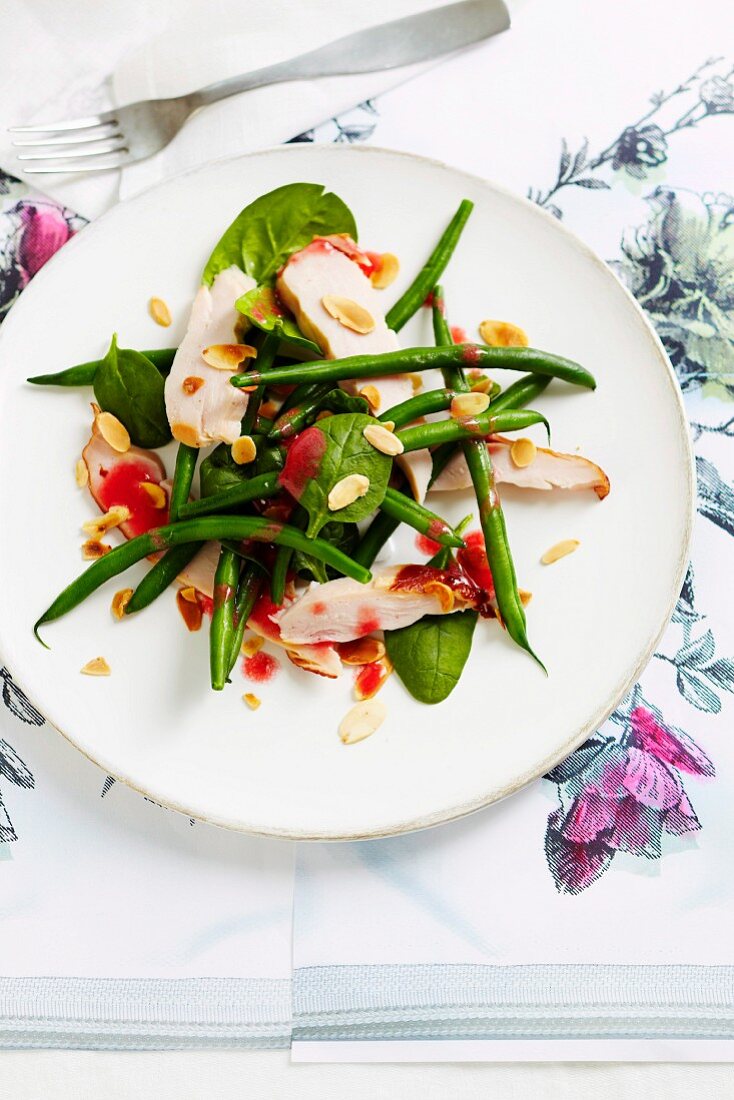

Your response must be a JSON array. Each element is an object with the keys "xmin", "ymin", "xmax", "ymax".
[{"xmin": 292, "ymin": 0, "xmax": 734, "ymax": 1060}]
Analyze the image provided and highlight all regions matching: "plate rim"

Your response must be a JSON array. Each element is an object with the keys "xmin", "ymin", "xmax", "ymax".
[{"xmin": 0, "ymin": 142, "xmax": 696, "ymax": 840}]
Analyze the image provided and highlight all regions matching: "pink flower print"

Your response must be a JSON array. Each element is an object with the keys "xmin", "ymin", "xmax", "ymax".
[
  {"xmin": 545, "ymin": 809, "xmax": 614, "ymax": 895},
  {"xmin": 629, "ymin": 706, "xmax": 714, "ymax": 776},
  {"xmin": 16, "ymin": 203, "xmax": 74, "ymax": 282},
  {"xmin": 663, "ymin": 790, "xmax": 702, "ymax": 837},
  {"xmin": 560, "ymin": 786, "xmax": 615, "ymax": 843},
  {"xmin": 607, "ymin": 796, "xmax": 663, "ymax": 858},
  {"xmin": 621, "ymin": 745, "xmax": 683, "ymax": 809}
]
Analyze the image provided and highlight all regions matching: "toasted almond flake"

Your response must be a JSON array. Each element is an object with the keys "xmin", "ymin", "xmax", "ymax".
[
  {"xmin": 315, "ymin": 409, "xmax": 334, "ymax": 421},
  {"xmin": 171, "ymin": 421, "xmax": 201, "ymax": 447},
  {"xmin": 339, "ymin": 698, "xmax": 387, "ymax": 745},
  {"xmin": 243, "ymin": 692, "xmax": 261, "ymax": 711},
  {"xmin": 450, "ymin": 391, "xmax": 490, "ymax": 418},
  {"xmin": 479, "ymin": 319, "xmax": 529, "ymax": 348},
  {"xmin": 510, "ymin": 437, "xmax": 538, "ymax": 468},
  {"xmin": 359, "ymin": 384, "xmax": 381, "ymax": 412},
  {"xmin": 96, "ymin": 410, "xmax": 130, "ymax": 453},
  {"xmin": 182, "ymin": 375, "xmax": 205, "ymax": 395},
  {"xmin": 202, "ymin": 344, "xmax": 257, "ymax": 371},
  {"xmin": 111, "ymin": 588, "xmax": 133, "ymax": 620},
  {"xmin": 363, "ymin": 423, "xmax": 404, "ymax": 456},
  {"xmin": 82, "ymin": 538, "xmax": 111, "ymax": 560},
  {"xmin": 259, "ymin": 400, "xmax": 280, "ymax": 419},
  {"xmin": 519, "ymin": 588, "xmax": 533, "ymax": 606},
  {"xmin": 81, "ymin": 657, "xmax": 110, "ymax": 676},
  {"xmin": 381, "ymin": 420, "xmax": 395, "ymax": 433},
  {"xmin": 424, "ymin": 579, "xmax": 456, "ymax": 613},
  {"xmin": 241, "ymin": 634, "xmax": 265, "ymax": 657},
  {"xmin": 149, "ymin": 297, "xmax": 172, "ymax": 327},
  {"xmin": 231, "ymin": 435, "xmax": 257, "ymax": 465},
  {"xmin": 328, "ymin": 473, "xmax": 370, "ymax": 511},
  {"xmin": 541, "ymin": 539, "xmax": 580, "ymax": 565},
  {"xmin": 340, "ymin": 637, "xmax": 386, "ymax": 666},
  {"xmin": 75, "ymin": 458, "xmax": 89, "ymax": 488},
  {"xmin": 370, "ymin": 252, "xmax": 399, "ymax": 289},
  {"xmin": 354, "ymin": 657, "xmax": 393, "ymax": 701},
  {"xmin": 179, "ymin": 586, "xmax": 199, "ymax": 604},
  {"xmin": 470, "ymin": 376, "xmax": 493, "ymax": 395},
  {"xmin": 177, "ymin": 588, "xmax": 203, "ymax": 631},
  {"xmin": 82, "ymin": 505, "xmax": 131, "ymax": 538},
  {"xmin": 407, "ymin": 373, "xmax": 422, "ymax": 394},
  {"xmin": 140, "ymin": 482, "xmax": 167, "ymax": 508},
  {"xmin": 321, "ymin": 294, "xmax": 376, "ymax": 334}
]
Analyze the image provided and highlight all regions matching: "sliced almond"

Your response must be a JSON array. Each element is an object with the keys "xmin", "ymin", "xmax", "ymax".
[
  {"xmin": 179, "ymin": 586, "xmax": 199, "ymax": 604},
  {"xmin": 381, "ymin": 420, "xmax": 395, "ymax": 433},
  {"xmin": 510, "ymin": 437, "xmax": 537, "ymax": 469},
  {"xmin": 81, "ymin": 657, "xmax": 110, "ymax": 676},
  {"xmin": 340, "ymin": 637, "xmax": 386, "ymax": 665},
  {"xmin": 171, "ymin": 422, "xmax": 201, "ymax": 448},
  {"xmin": 359, "ymin": 384, "xmax": 381, "ymax": 412},
  {"xmin": 354, "ymin": 657, "xmax": 393, "ymax": 701},
  {"xmin": 182, "ymin": 375, "xmax": 205, "ymax": 395},
  {"xmin": 407, "ymin": 373, "xmax": 422, "ymax": 394},
  {"xmin": 363, "ymin": 423, "xmax": 404, "ymax": 456},
  {"xmin": 541, "ymin": 539, "xmax": 580, "ymax": 565},
  {"xmin": 82, "ymin": 538, "xmax": 111, "ymax": 560},
  {"xmin": 111, "ymin": 588, "xmax": 133, "ymax": 620},
  {"xmin": 370, "ymin": 252, "xmax": 399, "ymax": 290},
  {"xmin": 519, "ymin": 588, "xmax": 533, "ymax": 606},
  {"xmin": 321, "ymin": 295, "xmax": 376, "ymax": 334},
  {"xmin": 149, "ymin": 297, "xmax": 172, "ymax": 327},
  {"xmin": 75, "ymin": 458, "xmax": 89, "ymax": 488},
  {"xmin": 140, "ymin": 482, "xmax": 167, "ymax": 509},
  {"xmin": 451, "ymin": 392, "xmax": 490, "ymax": 418},
  {"xmin": 470, "ymin": 376, "xmax": 493, "ymax": 395},
  {"xmin": 339, "ymin": 698, "xmax": 387, "ymax": 745},
  {"xmin": 479, "ymin": 319, "xmax": 529, "ymax": 348},
  {"xmin": 242, "ymin": 634, "xmax": 265, "ymax": 657},
  {"xmin": 259, "ymin": 400, "xmax": 280, "ymax": 419},
  {"xmin": 424, "ymin": 579, "xmax": 456, "ymax": 613},
  {"xmin": 177, "ymin": 588, "xmax": 203, "ymax": 631},
  {"xmin": 328, "ymin": 473, "xmax": 370, "ymax": 511},
  {"xmin": 243, "ymin": 692, "xmax": 261, "ymax": 711},
  {"xmin": 231, "ymin": 435, "xmax": 257, "ymax": 465},
  {"xmin": 82, "ymin": 505, "xmax": 131, "ymax": 538},
  {"xmin": 202, "ymin": 344, "xmax": 257, "ymax": 371},
  {"xmin": 96, "ymin": 411, "xmax": 130, "ymax": 453}
]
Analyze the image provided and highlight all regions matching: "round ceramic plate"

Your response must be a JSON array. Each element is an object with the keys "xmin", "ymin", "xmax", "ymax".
[{"xmin": 0, "ymin": 145, "xmax": 693, "ymax": 839}]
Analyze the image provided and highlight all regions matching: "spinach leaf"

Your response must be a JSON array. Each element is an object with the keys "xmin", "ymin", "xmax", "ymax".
[
  {"xmin": 279, "ymin": 412, "xmax": 391, "ymax": 538},
  {"xmin": 292, "ymin": 522, "xmax": 358, "ymax": 583},
  {"xmin": 93, "ymin": 334, "xmax": 171, "ymax": 448},
  {"xmin": 385, "ymin": 612, "xmax": 478, "ymax": 705},
  {"xmin": 320, "ymin": 389, "xmax": 371, "ymax": 415},
  {"xmin": 236, "ymin": 285, "xmax": 320, "ymax": 355},
  {"xmin": 255, "ymin": 442, "xmax": 286, "ymax": 478},
  {"xmin": 199, "ymin": 443, "xmax": 249, "ymax": 498},
  {"xmin": 203, "ymin": 182, "xmax": 357, "ymax": 286}
]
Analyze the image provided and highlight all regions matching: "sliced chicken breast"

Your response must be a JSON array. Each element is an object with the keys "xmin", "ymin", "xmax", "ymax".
[
  {"xmin": 248, "ymin": 589, "xmax": 342, "ymax": 679},
  {"xmin": 430, "ymin": 436, "xmax": 610, "ymax": 499},
  {"xmin": 164, "ymin": 265, "xmax": 256, "ymax": 448},
  {"xmin": 276, "ymin": 565, "xmax": 481, "ymax": 645}
]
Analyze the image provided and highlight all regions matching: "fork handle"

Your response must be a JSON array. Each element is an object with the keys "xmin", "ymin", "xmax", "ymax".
[{"xmin": 189, "ymin": 0, "xmax": 509, "ymax": 108}]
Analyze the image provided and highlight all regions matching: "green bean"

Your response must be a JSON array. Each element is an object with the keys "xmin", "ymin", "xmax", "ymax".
[
  {"xmin": 431, "ymin": 286, "xmax": 464, "ymax": 389},
  {"xmin": 428, "ymin": 513, "xmax": 473, "ymax": 570},
  {"xmin": 241, "ymin": 330, "xmax": 279, "ymax": 435},
  {"xmin": 231, "ymin": 345, "xmax": 594, "ymax": 392},
  {"xmin": 489, "ymin": 374, "xmax": 551, "ymax": 414},
  {"xmin": 28, "ymin": 347, "xmax": 176, "ymax": 387},
  {"xmin": 177, "ymin": 472, "xmax": 280, "ymax": 519},
  {"xmin": 210, "ymin": 547, "xmax": 240, "ymax": 690},
  {"xmin": 396, "ymin": 409, "xmax": 548, "ymax": 453},
  {"xmin": 270, "ymin": 506, "xmax": 307, "ymax": 604},
  {"xmin": 226, "ymin": 562, "xmax": 264, "ymax": 679},
  {"xmin": 278, "ymin": 380, "xmax": 328, "ymax": 414},
  {"xmin": 267, "ymin": 382, "xmax": 335, "ymax": 441},
  {"xmin": 352, "ymin": 508, "xmax": 400, "ymax": 570},
  {"xmin": 169, "ymin": 444, "xmax": 198, "ymax": 523},
  {"xmin": 385, "ymin": 200, "xmax": 474, "ymax": 332},
  {"xmin": 125, "ymin": 544, "xmax": 201, "ymax": 615},
  {"xmin": 35, "ymin": 516, "xmax": 371, "ymax": 642},
  {"xmin": 378, "ymin": 388, "xmax": 458, "ymax": 429},
  {"xmin": 432, "ymin": 290, "xmax": 543, "ymax": 668},
  {"xmin": 381, "ymin": 487, "xmax": 465, "ymax": 548}
]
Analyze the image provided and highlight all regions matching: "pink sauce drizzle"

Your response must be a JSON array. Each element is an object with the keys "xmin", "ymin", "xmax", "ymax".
[
  {"xmin": 242, "ymin": 651, "xmax": 280, "ymax": 682},
  {"xmin": 96, "ymin": 459, "xmax": 169, "ymax": 538}
]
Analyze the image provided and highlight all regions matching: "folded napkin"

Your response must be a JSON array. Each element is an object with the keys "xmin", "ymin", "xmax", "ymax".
[{"xmin": 292, "ymin": 0, "xmax": 734, "ymax": 1059}]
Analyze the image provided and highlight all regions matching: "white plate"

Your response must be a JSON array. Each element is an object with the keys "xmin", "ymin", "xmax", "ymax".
[{"xmin": 0, "ymin": 145, "xmax": 693, "ymax": 840}]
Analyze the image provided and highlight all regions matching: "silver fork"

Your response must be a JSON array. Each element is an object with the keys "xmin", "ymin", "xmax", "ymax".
[{"xmin": 10, "ymin": 0, "xmax": 508, "ymax": 174}]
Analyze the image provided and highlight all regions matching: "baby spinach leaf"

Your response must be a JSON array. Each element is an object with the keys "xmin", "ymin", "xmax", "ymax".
[
  {"xmin": 199, "ymin": 443, "xmax": 249, "ymax": 499},
  {"xmin": 236, "ymin": 285, "xmax": 320, "ymax": 355},
  {"xmin": 203, "ymin": 182, "xmax": 357, "ymax": 286},
  {"xmin": 320, "ymin": 389, "xmax": 371, "ymax": 415},
  {"xmin": 93, "ymin": 335, "xmax": 171, "ymax": 448},
  {"xmin": 280, "ymin": 412, "xmax": 391, "ymax": 537},
  {"xmin": 385, "ymin": 611, "xmax": 478, "ymax": 705},
  {"xmin": 292, "ymin": 522, "xmax": 359, "ymax": 584}
]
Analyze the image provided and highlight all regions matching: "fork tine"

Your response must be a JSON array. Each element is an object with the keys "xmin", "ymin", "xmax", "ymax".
[
  {"xmin": 9, "ymin": 113, "xmax": 116, "ymax": 134},
  {"xmin": 17, "ymin": 139, "xmax": 128, "ymax": 162},
  {"xmin": 22, "ymin": 154, "xmax": 131, "ymax": 174},
  {"xmin": 12, "ymin": 125, "xmax": 122, "ymax": 148}
]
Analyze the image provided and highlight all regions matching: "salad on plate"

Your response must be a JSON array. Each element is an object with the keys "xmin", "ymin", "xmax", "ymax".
[{"xmin": 30, "ymin": 182, "xmax": 609, "ymax": 743}]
